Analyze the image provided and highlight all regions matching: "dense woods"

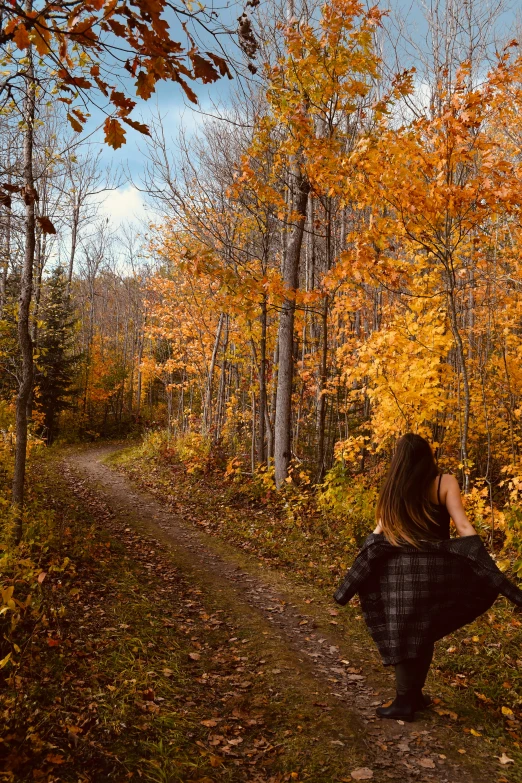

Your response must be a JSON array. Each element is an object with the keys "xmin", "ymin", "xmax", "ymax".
[{"xmin": 3, "ymin": 0, "xmax": 522, "ymax": 779}]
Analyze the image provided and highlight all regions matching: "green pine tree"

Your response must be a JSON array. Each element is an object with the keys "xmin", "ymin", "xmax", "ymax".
[{"xmin": 36, "ymin": 266, "xmax": 79, "ymax": 444}]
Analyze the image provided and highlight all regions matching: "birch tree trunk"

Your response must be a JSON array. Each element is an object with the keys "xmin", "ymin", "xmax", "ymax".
[{"xmin": 12, "ymin": 45, "xmax": 36, "ymax": 543}]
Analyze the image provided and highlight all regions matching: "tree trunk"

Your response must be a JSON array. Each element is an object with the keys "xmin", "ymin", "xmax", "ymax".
[
  {"xmin": 136, "ymin": 327, "xmax": 145, "ymax": 416},
  {"xmin": 274, "ymin": 162, "xmax": 309, "ymax": 487},
  {"xmin": 446, "ymin": 273, "xmax": 470, "ymax": 492},
  {"xmin": 67, "ymin": 200, "xmax": 80, "ymax": 293},
  {"xmin": 215, "ymin": 316, "xmax": 229, "ymax": 440},
  {"xmin": 0, "ymin": 173, "xmax": 11, "ymax": 318},
  {"xmin": 267, "ymin": 341, "xmax": 278, "ymax": 465},
  {"xmin": 316, "ymin": 199, "xmax": 332, "ymax": 484},
  {"xmin": 12, "ymin": 48, "xmax": 36, "ymax": 544},
  {"xmin": 316, "ymin": 295, "xmax": 329, "ymax": 483},
  {"xmin": 257, "ymin": 294, "xmax": 268, "ymax": 465},
  {"xmin": 203, "ymin": 312, "xmax": 224, "ymax": 437}
]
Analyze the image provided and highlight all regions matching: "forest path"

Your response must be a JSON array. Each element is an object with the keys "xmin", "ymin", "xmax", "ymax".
[{"xmin": 66, "ymin": 444, "xmax": 498, "ymax": 783}]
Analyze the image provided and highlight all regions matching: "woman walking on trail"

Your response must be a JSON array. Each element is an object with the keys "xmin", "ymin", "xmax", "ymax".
[{"xmin": 334, "ymin": 433, "xmax": 522, "ymax": 723}]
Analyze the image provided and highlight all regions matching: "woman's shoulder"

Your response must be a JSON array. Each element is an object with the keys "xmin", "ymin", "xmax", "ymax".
[
  {"xmin": 439, "ymin": 473, "xmax": 459, "ymax": 488},
  {"xmin": 430, "ymin": 473, "xmax": 459, "ymax": 504}
]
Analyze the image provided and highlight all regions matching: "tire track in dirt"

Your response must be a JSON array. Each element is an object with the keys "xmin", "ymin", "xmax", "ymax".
[{"xmin": 67, "ymin": 445, "xmax": 498, "ymax": 783}]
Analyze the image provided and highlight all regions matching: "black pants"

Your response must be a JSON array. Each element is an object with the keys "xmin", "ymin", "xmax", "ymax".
[{"xmin": 395, "ymin": 643, "xmax": 434, "ymax": 695}]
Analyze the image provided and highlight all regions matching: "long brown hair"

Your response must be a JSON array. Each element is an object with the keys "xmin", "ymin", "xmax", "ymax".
[{"xmin": 376, "ymin": 433, "xmax": 440, "ymax": 546}]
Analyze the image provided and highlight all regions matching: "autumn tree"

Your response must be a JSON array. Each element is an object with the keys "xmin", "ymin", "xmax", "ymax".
[
  {"xmin": 332, "ymin": 51, "xmax": 522, "ymax": 495},
  {"xmin": 0, "ymin": 0, "xmax": 240, "ymax": 541},
  {"xmin": 238, "ymin": 0, "xmax": 383, "ymax": 485}
]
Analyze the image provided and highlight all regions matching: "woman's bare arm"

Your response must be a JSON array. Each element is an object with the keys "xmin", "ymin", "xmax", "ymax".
[{"xmin": 443, "ymin": 475, "xmax": 477, "ymax": 537}]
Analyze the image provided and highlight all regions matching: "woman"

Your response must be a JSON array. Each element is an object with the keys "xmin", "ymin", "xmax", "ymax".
[{"xmin": 334, "ymin": 433, "xmax": 522, "ymax": 722}]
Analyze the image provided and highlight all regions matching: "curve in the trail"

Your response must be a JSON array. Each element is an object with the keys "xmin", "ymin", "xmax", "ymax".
[{"xmin": 67, "ymin": 445, "xmax": 498, "ymax": 783}]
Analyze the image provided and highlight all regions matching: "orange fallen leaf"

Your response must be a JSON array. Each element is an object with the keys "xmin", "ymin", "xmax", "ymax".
[
  {"xmin": 45, "ymin": 754, "xmax": 65, "ymax": 764},
  {"xmin": 435, "ymin": 708, "xmax": 458, "ymax": 720},
  {"xmin": 351, "ymin": 769, "xmax": 373, "ymax": 780}
]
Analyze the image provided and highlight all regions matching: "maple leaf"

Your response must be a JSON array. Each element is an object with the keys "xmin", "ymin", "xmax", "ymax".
[
  {"xmin": 103, "ymin": 117, "xmax": 126, "ymax": 149},
  {"xmin": 37, "ymin": 217, "xmax": 57, "ymax": 235},
  {"xmin": 13, "ymin": 24, "xmax": 31, "ymax": 49}
]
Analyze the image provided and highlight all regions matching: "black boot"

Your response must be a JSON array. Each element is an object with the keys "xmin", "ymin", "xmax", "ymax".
[
  {"xmin": 376, "ymin": 691, "xmax": 416, "ymax": 722},
  {"xmin": 413, "ymin": 690, "xmax": 432, "ymax": 711}
]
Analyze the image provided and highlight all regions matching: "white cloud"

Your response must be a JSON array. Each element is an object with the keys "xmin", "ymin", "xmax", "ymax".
[{"xmin": 101, "ymin": 185, "xmax": 146, "ymax": 226}]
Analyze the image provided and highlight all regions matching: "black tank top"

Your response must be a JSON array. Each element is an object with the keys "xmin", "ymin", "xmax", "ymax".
[{"xmin": 425, "ymin": 474, "xmax": 451, "ymax": 540}]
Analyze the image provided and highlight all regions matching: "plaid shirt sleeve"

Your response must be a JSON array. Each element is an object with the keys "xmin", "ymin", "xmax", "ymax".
[
  {"xmin": 333, "ymin": 535, "xmax": 381, "ymax": 605},
  {"xmin": 448, "ymin": 535, "xmax": 522, "ymax": 607}
]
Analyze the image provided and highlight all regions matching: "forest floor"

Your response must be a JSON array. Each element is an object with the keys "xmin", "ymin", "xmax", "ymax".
[
  {"xmin": 66, "ymin": 442, "xmax": 521, "ymax": 782},
  {"xmin": 2, "ymin": 442, "xmax": 520, "ymax": 783}
]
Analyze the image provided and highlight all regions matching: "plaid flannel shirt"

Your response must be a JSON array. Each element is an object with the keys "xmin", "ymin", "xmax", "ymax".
[{"xmin": 334, "ymin": 533, "xmax": 522, "ymax": 665}]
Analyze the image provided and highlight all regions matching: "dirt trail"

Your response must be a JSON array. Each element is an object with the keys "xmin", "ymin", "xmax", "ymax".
[{"xmin": 67, "ymin": 445, "xmax": 499, "ymax": 783}]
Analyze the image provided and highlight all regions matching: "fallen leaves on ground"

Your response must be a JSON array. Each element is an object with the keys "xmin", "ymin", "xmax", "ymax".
[
  {"xmin": 350, "ymin": 769, "xmax": 374, "ymax": 780},
  {"xmin": 0, "ymin": 455, "xmax": 370, "ymax": 782}
]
